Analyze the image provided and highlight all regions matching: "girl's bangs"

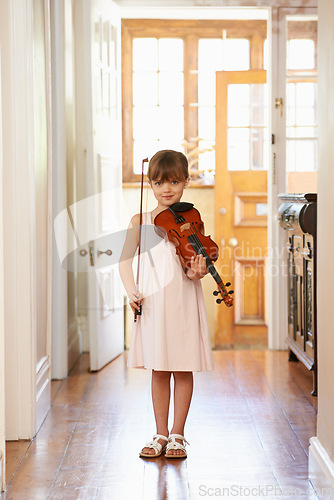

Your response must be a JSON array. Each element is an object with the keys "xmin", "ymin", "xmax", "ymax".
[{"xmin": 149, "ymin": 159, "xmax": 186, "ymax": 182}]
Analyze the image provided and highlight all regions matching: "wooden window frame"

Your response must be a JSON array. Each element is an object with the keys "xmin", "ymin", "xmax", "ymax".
[
  {"xmin": 285, "ymin": 19, "xmax": 318, "ymax": 175},
  {"xmin": 122, "ymin": 19, "xmax": 267, "ymax": 185}
]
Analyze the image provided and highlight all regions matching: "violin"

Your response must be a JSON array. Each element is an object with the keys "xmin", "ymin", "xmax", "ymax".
[{"xmin": 154, "ymin": 202, "xmax": 234, "ymax": 307}]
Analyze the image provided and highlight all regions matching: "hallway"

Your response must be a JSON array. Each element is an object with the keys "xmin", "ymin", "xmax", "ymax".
[{"xmin": 3, "ymin": 350, "xmax": 317, "ymax": 499}]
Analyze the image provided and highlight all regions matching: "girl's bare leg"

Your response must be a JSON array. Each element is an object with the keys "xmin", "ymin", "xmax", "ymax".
[
  {"xmin": 166, "ymin": 371, "xmax": 193, "ymax": 456},
  {"xmin": 141, "ymin": 370, "xmax": 171, "ymax": 455}
]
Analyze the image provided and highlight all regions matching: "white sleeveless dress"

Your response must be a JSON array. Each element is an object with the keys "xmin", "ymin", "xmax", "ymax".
[{"xmin": 127, "ymin": 211, "xmax": 214, "ymax": 372}]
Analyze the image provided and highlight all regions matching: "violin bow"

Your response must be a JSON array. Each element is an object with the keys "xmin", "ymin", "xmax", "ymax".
[{"xmin": 134, "ymin": 157, "xmax": 148, "ymax": 322}]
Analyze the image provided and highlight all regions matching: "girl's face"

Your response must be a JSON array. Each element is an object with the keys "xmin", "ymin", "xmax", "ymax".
[{"xmin": 149, "ymin": 177, "xmax": 190, "ymax": 208}]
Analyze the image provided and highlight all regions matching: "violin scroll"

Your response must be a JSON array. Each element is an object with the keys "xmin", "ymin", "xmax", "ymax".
[{"xmin": 213, "ymin": 282, "xmax": 234, "ymax": 307}]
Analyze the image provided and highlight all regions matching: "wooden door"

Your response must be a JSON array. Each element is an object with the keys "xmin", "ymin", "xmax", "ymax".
[{"xmin": 215, "ymin": 70, "xmax": 267, "ymax": 348}]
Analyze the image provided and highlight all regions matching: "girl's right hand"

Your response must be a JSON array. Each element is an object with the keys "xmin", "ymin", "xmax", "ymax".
[{"xmin": 129, "ymin": 290, "xmax": 143, "ymax": 314}]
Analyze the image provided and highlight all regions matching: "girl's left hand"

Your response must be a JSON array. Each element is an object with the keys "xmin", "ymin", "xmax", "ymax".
[
  {"xmin": 186, "ymin": 255, "xmax": 208, "ymax": 280},
  {"xmin": 128, "ymin": 290, "xmax": 143, "ymax": 314}
]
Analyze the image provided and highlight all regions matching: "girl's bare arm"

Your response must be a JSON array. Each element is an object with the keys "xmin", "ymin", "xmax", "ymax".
[{"xmin": 118, "ymin": 214, "xmax": 142, "ymax": 312}]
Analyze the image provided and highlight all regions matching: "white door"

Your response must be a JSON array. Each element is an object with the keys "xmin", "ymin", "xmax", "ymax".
[
  {"xmin": 277, "ymin": 7, "xmax": 318, "ymax": 193},
  {"xmin": 269, "ymin": 6, "xmax": 317, "ymax": 349},
  {"xmin": 76, "ymin": 0, "xmax": 124, "ymax": 371}
]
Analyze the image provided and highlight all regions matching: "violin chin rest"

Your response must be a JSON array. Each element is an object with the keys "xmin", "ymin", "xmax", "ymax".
[{"xmin": 169, "ymin": 202, "xmax": 194, "ymax": 212}]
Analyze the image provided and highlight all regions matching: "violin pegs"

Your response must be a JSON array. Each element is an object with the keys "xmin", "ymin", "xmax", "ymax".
[
  {"xmin": 213, "ymin": 290, "xmax": 219, "ymax": 296},
  {"xmin": 225, "ymin": 282, "xmax": 231, "ymax": 287},
  {"xmin": 228, "ymin": 290, "xmax": 234, "ymax": 294},
  {"xmin": 216, "ymin": 298, "xmax": 222, "ymax": 304}
]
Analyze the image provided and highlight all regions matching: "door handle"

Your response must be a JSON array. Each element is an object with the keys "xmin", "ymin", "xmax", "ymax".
[
  {"xmin": 97, "ymin": 249, "xmax": 113, "ymax": 257},
  {"xmin": 275, "ymin": 97, "xmax": 283, "ymax": 117},
  {"xmin": 228, "ymin": 238, "xmax": 238, "ymax": 247},
  {"xmin": 89, "ymin": 240, "xmax": 94, "ymax": 266}
]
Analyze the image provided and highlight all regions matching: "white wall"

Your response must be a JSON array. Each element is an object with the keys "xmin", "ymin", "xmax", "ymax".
[
  {"xmin": 309, "ymin": 0, "xmax": 334, "ymax": 495},
  {"xmin": 317, "ymin": 0, "xmax": 334, "ymax": 458},
  {"xmin": 0, "ymin": 0, "xmax": 52, "ymax": 442},
  {"xmin": 0, "ymin": 0, "xmax": 36, "ymax": 440}
]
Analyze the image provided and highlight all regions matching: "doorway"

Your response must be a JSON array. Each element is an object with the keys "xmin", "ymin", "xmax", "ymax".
[
  {"xmin": 52, "ymin": 0, "xmax": 124, "ymax": 378},
  {"xmin": 121, "ymin": 8, "xmax": 318, "ymax": 349},
  {"xmin": 120, "ymin": 14, "xmax": 269, "ymax": 347}
]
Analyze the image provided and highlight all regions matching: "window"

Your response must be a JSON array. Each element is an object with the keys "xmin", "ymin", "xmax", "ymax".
[
  {"xmin": 132, "ymin": 38, "xmax": 184, "ymax": 174},
  {"xmin": 198, "ymin": 38, "xmax": 251, "ymax": 179},
  {"xmin": 122, "ymin": 20, "xmax": 267, "ymax": 184},
  {"xmin": 285, "ymin": 18, "xmax": 318, "ymax": 173}
]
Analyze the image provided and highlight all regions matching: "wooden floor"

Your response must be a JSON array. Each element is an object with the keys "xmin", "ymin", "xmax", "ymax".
[{"xmin": 3, "ymin": 350, "xmax": 318, "ymax": 499}]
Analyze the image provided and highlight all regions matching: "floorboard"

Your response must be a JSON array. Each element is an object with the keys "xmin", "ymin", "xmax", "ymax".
[{"xmin": 3, "ymin": 350, "xmax": 318, "ymax": 500}]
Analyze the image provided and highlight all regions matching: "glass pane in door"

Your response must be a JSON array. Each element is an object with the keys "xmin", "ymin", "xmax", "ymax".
[
  {"xmin": 285, "ymin": 16, "xmax": 318, "ymax": 177},
  {"xmin": 197, "ymin": 38, "xmax": 251, "ymax": 180},
  {"xmin": 227, "ymin": 83, "xmax": 268, "ymax": 170}
]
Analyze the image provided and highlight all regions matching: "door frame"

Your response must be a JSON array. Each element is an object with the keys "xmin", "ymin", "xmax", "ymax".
[
  {"xmin": 267, "ymin": 7, "xmax": 287, "ymax": 350},
  {"xmin": 0, "ymin": 0, "xmax": 53, "ymax": 441},
  {"xmin": 3, "ymin": 0, "xmax": 33, "ymax": 440},
  {"xmin": 268, "ymin": 7, "xmax": 318, "ymax": 350},
  {"xmin": 50, "ymin": 0, "xmax": 69, "ymax": 379},
  {"xmin": 0, "ymin": 46, "xmax": 6, "ymax": 491},
  {"xmin": 0, "ymin": 0, "xmax": 37, "ymax": 440}
]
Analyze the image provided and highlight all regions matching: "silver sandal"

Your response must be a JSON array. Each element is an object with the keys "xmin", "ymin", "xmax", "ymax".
[{"xmin": 139, "ymin": 434, "xmax": 169, "ymax": 458}]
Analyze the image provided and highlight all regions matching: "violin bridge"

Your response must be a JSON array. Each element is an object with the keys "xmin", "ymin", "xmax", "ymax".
[{"xmin": 180, "ymin": 222, "xmax": 191, "ymax": 232}]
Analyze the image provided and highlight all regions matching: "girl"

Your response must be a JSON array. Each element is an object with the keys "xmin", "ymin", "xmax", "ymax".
[{"xmin": 119, "ymin": 150, "xmax": 214, "ymax": 459}]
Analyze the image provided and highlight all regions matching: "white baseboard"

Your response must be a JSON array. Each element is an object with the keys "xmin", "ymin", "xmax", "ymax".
[
  {"xmin": 309, "ymin": 437, "xmax": 334, "ymax": 499},
  {"xmin": 35, "ymin": 355, "xmax": 51, "ymax": 434},
  {"xmin": 78, "ymin": 314, "xmax": 89, "ymax": 352},
  {"xmin": 68, "ymin": 318, "xmax": 82, "ymax": 372}
]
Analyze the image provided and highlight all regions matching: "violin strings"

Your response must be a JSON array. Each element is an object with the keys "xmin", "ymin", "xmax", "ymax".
[
  {"xmin": 185, "ymin": 219, "xmax": 227, "ymax": 292},
  {"xmin": 187, "ymin": 222, "xmax": 220, "ymax": 278},
  {"xmin": 173, "ymin": 213, "xmax": 229, "ymax": 299},
  {"xmin": 191, "ymin": 235, "xmax": 222, "ymax": 284},
  {"xmin": 178, "ymin": 215, "xmax": 213, "ymax": 271}
]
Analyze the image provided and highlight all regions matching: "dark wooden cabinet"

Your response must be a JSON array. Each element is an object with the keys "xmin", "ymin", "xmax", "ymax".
[{"xmin": 278, "ymin": 193, "xmax": 317, "ymax": 396}]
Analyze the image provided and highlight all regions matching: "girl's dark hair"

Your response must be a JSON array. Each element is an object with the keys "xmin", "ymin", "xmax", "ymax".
[{"xmin": 147, "ymin": 150, "xmax": 189, "ymax": 182}]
